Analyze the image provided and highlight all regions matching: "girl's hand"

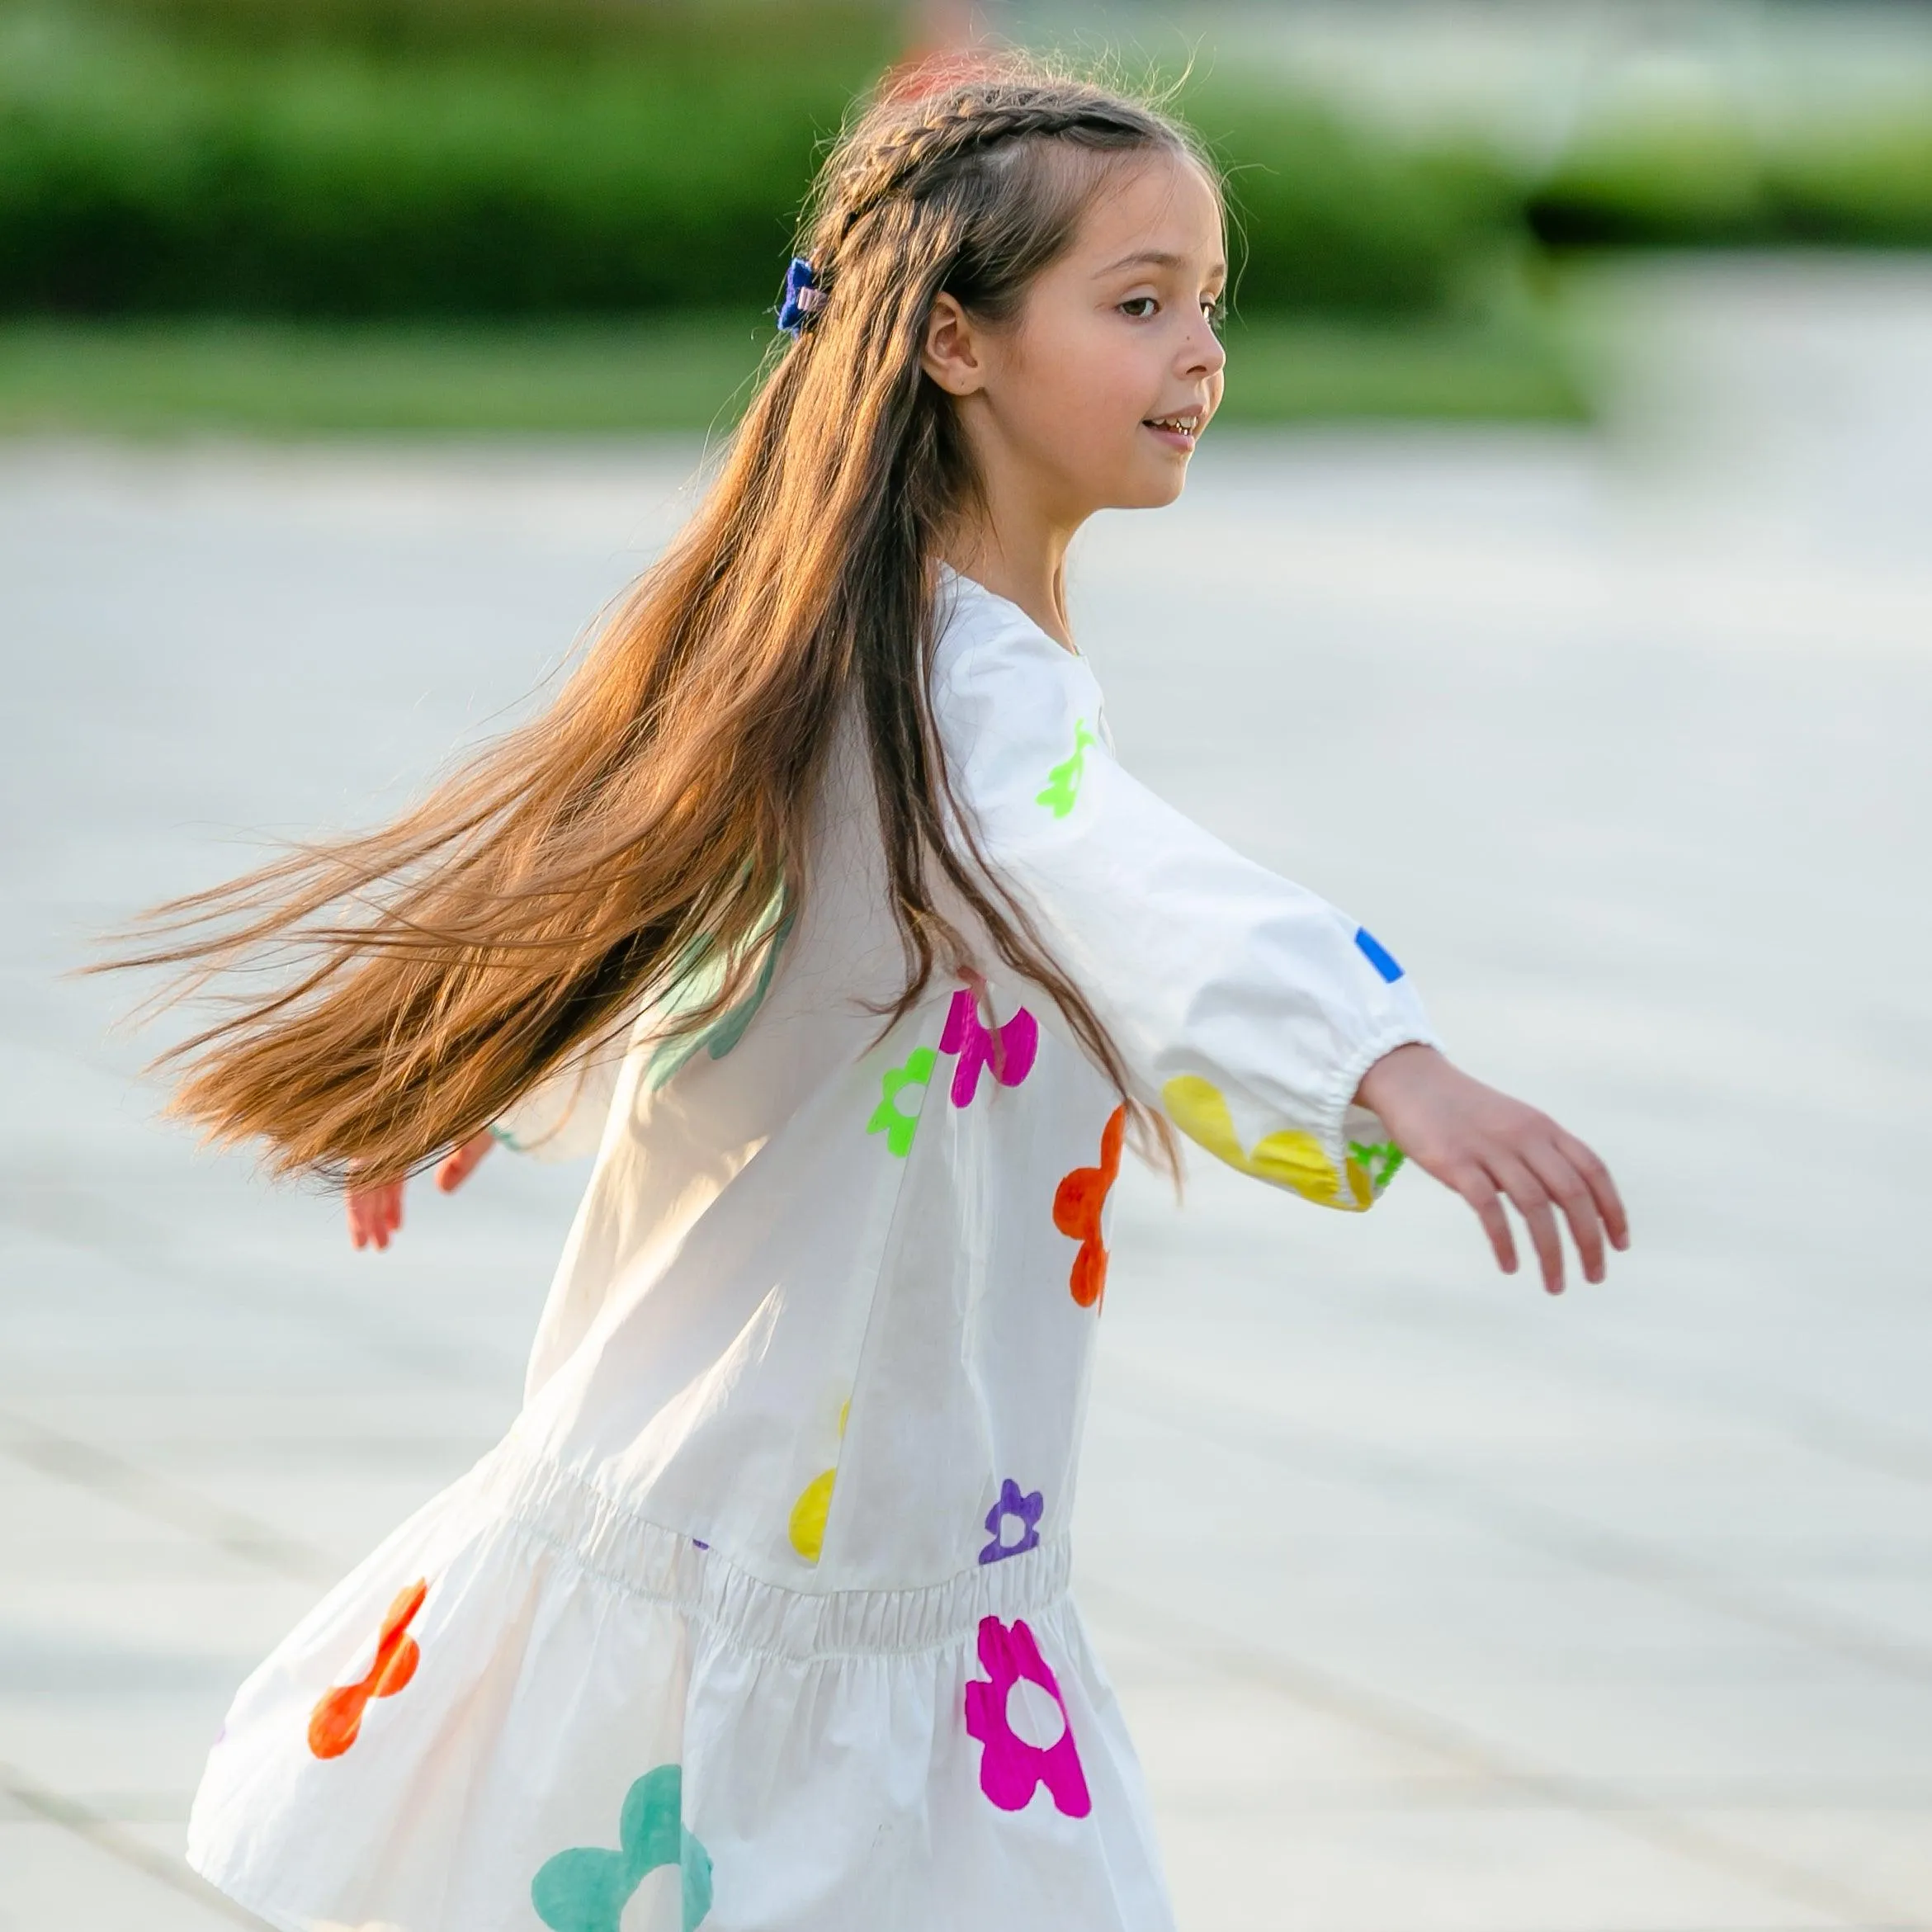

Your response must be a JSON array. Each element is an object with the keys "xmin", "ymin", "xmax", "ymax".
[
  {"xmin": 1354, "ymin": 1044, "xmax": 1628, "ymax": 1294},
  {"xmin": 346, "ymin": 1131, "xmax": 494, "ymax": 1251}
]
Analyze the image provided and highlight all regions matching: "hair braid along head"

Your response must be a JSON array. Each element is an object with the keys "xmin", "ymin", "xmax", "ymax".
[
  {"xmin": 791, "ymin": 66, "xmax": 1214, "ymax": 333},
  {"xmin": 828, "ymin": 87, "xmax": 1165, "ymax": 246}
]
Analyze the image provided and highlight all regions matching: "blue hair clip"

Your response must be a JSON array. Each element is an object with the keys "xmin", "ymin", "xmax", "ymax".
[{"xmin": 777, "ymin": 256, "xmax": 825, "ymax": 337}]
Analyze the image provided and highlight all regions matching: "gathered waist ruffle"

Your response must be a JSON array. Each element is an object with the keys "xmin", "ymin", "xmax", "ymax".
[{"xmin": 459, "ymin": 1438, "xmax": 1073, "ymax": 1663}]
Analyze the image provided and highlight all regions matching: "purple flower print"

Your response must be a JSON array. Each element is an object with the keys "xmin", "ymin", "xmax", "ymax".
[
  {"xmin": 963, "ymin": 1615, "xmax": 1091, "ymax": 1818},
  {"xmin": 978, "ymin": 1479, "xmax": 1043, "ymax": 1565},
  {"xmin": 939, "ymin": 989, "xmax": 1038, "ymax": 1108}
]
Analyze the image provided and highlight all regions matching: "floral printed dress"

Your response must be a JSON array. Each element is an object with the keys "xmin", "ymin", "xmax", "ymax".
[{"xmin": 187, "ymin": 568, "xmax": 1435, "ymax": 1932}]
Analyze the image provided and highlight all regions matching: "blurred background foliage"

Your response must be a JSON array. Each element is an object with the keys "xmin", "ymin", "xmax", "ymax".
[
  {"xmin": 0, "ymin": 0, "xmax": 1523, "ymax": 319},
  {"xmin": 1528, "ymin": 104, "xmax": 1932, "ymax": 248},
  {"xmin": 0, "ymin": 0, "xmax": 1925, "ymax": 429},
  {"xmin": 0, "ymin": 0, "xmax": 889, "ymax": 314}
]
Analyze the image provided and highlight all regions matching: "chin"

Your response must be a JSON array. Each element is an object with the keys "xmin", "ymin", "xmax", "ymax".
[{"xmin": 1116, "ymin": 466, "xmax": 1189, "ymax": 510}]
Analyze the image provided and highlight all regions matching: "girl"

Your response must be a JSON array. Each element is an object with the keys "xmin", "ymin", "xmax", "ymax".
[{"xmin": 139, "ymin": 61, "xmax": 1626, "ymax": 1932}]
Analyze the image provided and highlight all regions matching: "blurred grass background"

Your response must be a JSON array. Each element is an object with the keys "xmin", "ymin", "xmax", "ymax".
[{"xmin": 0, "ymin": 0, "xmax": 1926, "ymax": 432}]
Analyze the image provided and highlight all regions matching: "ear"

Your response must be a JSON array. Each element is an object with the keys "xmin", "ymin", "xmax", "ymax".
[{"xmin": 920, "ymin": 292, "xmax": 985, "ymax": 397}]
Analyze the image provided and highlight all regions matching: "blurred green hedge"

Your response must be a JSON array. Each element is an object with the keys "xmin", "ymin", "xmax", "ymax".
[
  {"xmin": 12, "ymin": 0, "xmax": 1918, "ymax": 325},
  {"xmin": 0, "ymin": 0, "xmax": 1527, "ymax": 319},
  {"xmin": 1188, "ymin": 92, "xmax": 1519, "ymax": 314},
  {"xmin": 0, "ymin": 5, "xmax": 889, "ymax": 314},
  {"xmin": 1527, "ymin": 105, "xmax": 1932, "ymax": 248}
]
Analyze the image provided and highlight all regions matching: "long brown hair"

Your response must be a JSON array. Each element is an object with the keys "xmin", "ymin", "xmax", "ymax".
[{"xmin": 109, "ymin": 59, "xmax": 1210, "ymax": 1186}]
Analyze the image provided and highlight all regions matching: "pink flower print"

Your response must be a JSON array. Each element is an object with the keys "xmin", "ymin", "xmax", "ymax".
[
  {"xmin": 938, "ymin": 989, "xmax": 1038, "ymax": 1108},
  {"xmin": 963, "ymin": 1615, "xmax": 1091, "ymax": 1818},
  {"xmin": 978, "ymin": 1478, "xmax": 1043, "ymax": 1565}
]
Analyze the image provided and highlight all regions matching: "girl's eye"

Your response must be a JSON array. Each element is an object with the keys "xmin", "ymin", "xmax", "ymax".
[
  {"xmin": 1204, "ymin": 298, "xmax": 1227, "ymax": 333},
  {"xmin": 1118, "ymin": 296, "xmax": 1159, "ymax": 320}
]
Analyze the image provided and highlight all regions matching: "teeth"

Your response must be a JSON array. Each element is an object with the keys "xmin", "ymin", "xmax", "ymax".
[{"xmin": 1150, "ymin": 414, "xmax": 1199, "ymax": 433}]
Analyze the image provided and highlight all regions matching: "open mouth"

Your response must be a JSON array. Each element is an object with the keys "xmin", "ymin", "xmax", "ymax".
[{"xmin": 1142, "ymin": 411, "xmax": 1203, "ymax": 445}]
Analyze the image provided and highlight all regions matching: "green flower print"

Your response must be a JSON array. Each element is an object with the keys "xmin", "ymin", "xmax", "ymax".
[
  {"xmin": 1349, "ymin": 1140, "xmax": 1407, "ymax": 1189},
  {"xmin": 1035, "ymin": 719, "xmax": 1098, "ymax": 819},
  {"xmin": 531, "ymin": 1764, "xmax": 712, "ymax": 1932},
  {"xmin": 866, "ymin": 1045, "xmax": 937, "ymax": 1157}
]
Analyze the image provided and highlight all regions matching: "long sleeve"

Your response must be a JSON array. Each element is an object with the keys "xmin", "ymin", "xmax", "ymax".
[{"xmin": 931, "ymin": 582, "xmax": 1436, "ymax": 1212}]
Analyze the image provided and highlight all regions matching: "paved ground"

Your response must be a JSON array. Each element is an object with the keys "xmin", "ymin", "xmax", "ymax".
[{"xmin": 3, "ymin": 258, "xmax": 1930, "ymax": 1930}]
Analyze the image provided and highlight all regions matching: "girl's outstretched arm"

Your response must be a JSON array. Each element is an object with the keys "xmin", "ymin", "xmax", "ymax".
[
  {"xmin": 347, "ymin": 1131, "xmax": 493, "ymax": 1251},
  {"xmin": 1355, "ymin": 1044, "xmax": 1628, "ymax": 1294},
  {"xmin": 346, "ymin": 1009, "xmax": 641, "ymax": 1249},
  {"xmin": 932, "ymin": 588, "xmax": 1630, "ymax": 1287}
]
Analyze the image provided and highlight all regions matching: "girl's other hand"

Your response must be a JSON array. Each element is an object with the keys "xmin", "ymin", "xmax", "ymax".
[
  {"xmin": 1354, "ymin": 1044, "xmax": 1628, "ymax": 1295},
  {"xmin": 347, "ymin": 1131, "xmax": 494, "ymax": 1251}
]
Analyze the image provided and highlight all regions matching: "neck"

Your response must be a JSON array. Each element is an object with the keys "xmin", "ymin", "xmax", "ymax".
[{"xmin": 938, "ymin": 480, "xmax": 1081, "ymax": 653}]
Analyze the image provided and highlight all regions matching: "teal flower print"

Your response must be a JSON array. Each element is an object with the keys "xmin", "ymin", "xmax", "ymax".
[
  {"xmin": 646, "ymin": 907, "xmax": 795, "ymax": 1091},
  {"xmin": 531, "ymin": 1764, "xmax": 712, "ymax": 1932}
]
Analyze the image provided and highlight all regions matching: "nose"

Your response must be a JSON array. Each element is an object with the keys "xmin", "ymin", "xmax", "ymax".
[{"xmin": 1181, "ymin": 310, "xmax": 1226, "ymax": 381}]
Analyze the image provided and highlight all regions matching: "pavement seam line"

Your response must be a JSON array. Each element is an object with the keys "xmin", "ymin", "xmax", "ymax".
[
  {"xmin": 0, "ymin": 1760, "xmax": 279, "ymax": 1931},
  {"xmin": 1080, "ymin": 1577, "xmax": 1926, "ymax": 1932},
  {"xmin": 1106, "ymin": 1367, "xmax": 1932, "ymax": 1689},
  {"xmin": 0, "ymin": 1177, "xmax": 520, "ymax": 1386},
  {"xmin": 1297, "ymin": 1278, "xmax": 1932, "ymax": 1493},
  {"xmin": 0, "ymin": 1407, "xmax": 342, "ymax": 1584}
]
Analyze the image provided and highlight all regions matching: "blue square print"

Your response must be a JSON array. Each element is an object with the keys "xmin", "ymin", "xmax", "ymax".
[{"xmin": 1353, "ymin": 927, "xmax": 1404, "ymax": 983}]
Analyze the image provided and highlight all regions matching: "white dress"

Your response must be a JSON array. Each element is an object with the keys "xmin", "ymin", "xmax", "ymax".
[{"xmin": 187, "ymin": 569, "xmax": 1435, "ymax": 1932}]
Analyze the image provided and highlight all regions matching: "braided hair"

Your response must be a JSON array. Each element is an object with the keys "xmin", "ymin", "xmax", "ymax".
[
  {"xmin": 821, "ymin": 81, "xmax": 1188, "ymax": 253},
  {"xmin": 800, "ymin": 74, "xmax": 1202, "ymax": 327}
]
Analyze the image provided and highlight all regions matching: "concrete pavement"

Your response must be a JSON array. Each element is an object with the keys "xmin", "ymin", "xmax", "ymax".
[{"xmin": 3, "ymin": 258, "xmax": 1930, "ymax": 1930}]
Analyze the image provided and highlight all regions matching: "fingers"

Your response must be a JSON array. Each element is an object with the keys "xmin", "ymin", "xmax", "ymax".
[
  {"xmin": 437, "ymin": 1132, "xmax": 493, "ymax": 1193},
  {"xmin": 1521, "ymin": 1139, "xmax": 1608, "ymax": 1286},
  {"xmin": 1490, "ymin": 1155, "xmax": 1568, "ymax": 1295},
  {"xmin": 347, "ymin": 1180, "xmax": 404, "ymax": 1251},
  {"xmin": 1558, "ymin": 1129, "xmax": 1630, "ymax": 1252},
  {"xmin": 1455, "ymin": 1167, "xmax": 1519, "ymax": 1276},
  {"xmin": 1472, "ymin": 1137, "xmax": 1625, "ymax": 1294},
  {"xmin": 351, "ymin": 1136, "xmax": 493, "ymax": 1250},
  {"xmin": 1396, "ymin": 1055, "xmax": 1629, "ymax": 1297}
]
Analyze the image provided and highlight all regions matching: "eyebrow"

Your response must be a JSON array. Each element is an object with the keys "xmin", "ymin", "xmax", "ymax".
[{"xmin": 1094, "ymin": 248, "xmax": 1228, "ymax": 281}]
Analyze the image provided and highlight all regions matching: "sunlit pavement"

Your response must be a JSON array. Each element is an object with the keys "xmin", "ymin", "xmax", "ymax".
[{"xmin": 3, "ymin": 258, "xmax": 1929, "ymax": 1931}]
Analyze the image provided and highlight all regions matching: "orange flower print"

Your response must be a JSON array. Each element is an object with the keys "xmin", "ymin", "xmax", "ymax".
[
  {"xmin": 307, "ymin": 1579, "xmax": 427, "ymax": 1760},
  {"xmin": 1053, "ymin": 1106, "xmax": 1125, "ymax": 1310}
]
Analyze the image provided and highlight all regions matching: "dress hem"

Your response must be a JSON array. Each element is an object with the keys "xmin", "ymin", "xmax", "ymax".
[{"xmin": 182, "ymin": 1859, "xmax": 310, "ymax": 1932}]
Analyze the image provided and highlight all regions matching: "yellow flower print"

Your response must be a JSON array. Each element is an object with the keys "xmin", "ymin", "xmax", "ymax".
[
  {"xmin": 786, "ymin": 1399, "xmax": 851, "ymax": 1565},
  {"xmin": 1160, "ymin": 1075, "xmax": 1380, "ymax": 1212},
  {"xmin": 787, "ymin": 1470, "xmax": 835, "ymax": 1563}
]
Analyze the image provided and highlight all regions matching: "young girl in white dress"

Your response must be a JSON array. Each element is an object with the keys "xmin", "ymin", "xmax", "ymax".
[{"xmin": 139, "ymin": 60, "xmax": 1627, "ymax": 1932}]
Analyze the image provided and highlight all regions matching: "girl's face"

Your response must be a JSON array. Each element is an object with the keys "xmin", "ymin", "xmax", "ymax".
[{"xmin": 923, "ymin": 152, "xmax": 1228, "ymax": 527}]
